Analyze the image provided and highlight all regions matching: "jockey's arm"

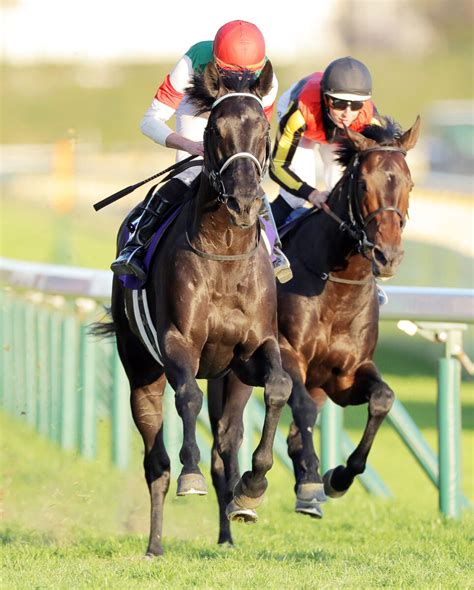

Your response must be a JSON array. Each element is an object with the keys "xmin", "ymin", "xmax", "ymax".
[
  {"xmin": 140, "ymin": 53, "xmax": 204, "ymax": 155},
  {"xmin": 270, "ymin": 104, "xmax": 326, "ymax": 207}
]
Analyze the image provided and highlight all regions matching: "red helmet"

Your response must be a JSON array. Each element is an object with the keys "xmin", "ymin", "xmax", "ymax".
[{"xmin": 213, "ymin": 20, "xmax": 266, "ymax": 72}]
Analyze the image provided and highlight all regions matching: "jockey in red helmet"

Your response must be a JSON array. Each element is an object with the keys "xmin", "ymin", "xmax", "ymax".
[{"xmin": 111, "ymin": 21, "xmax": 290, "ymax": 283}]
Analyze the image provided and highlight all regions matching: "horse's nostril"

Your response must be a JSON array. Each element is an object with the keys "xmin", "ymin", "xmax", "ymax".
[
  {"xmin": 373, "ymin": 247, "xmax": 388, "ymax": 266},
  {"xmin": 227, "ymin": 198, "xmax": 240, "ymax": 214}
]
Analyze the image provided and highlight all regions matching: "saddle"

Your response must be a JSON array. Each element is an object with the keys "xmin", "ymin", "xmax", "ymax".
[{"xmin": 278, "ymin": 207, "xmax": 319, "ymax": 240}]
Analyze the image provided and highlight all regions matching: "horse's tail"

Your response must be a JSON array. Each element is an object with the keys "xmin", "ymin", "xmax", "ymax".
[{"xmin": 88, "ymin": 305, "xmax": 116, "ymax": 338}]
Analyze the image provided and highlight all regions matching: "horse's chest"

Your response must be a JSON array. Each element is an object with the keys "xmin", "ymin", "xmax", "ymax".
[{"xmin": 207, "ymin": 308, "xmax": 250, "ymax": 345}]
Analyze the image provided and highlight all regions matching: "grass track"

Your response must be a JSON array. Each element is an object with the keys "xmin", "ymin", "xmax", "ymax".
[{"xmin": 1, "ymin": 364, "xmax": 473, "ymax": 588}]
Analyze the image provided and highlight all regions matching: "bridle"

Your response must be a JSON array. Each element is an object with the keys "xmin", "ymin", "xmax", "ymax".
[
  {"xmin": 321, "ymin": 145, "xmax": 408, "ymax": 257},
  {"xmin": 203, "ymin": 92, "xmax": 271, "ymax": 204},
  {"xmin": 186, "ymin": 92, "xmax": 269, "ymax": 262}
]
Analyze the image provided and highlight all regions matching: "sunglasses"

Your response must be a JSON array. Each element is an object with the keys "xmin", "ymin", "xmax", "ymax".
[{"xmin": 328, "ymin": 97, "xmax": 365, "ymax": 111}]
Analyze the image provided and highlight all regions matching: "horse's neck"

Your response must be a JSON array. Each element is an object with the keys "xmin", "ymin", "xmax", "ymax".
[
  {"xmin": 188, "ymin": 182, "xmax": 257, "ymax": 255},
  {"xmin": 294, "ymin": 184, "xmax": 370, "ymax": 277}
]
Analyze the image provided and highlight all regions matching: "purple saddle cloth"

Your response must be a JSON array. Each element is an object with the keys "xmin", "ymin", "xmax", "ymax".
[
  {"xmin": 118, "ymin": 209, "xmax": 277, "ymax": 290},
  {"xmin": 119, "ymin": 206, "xmax": 182, "ymax": 289}
]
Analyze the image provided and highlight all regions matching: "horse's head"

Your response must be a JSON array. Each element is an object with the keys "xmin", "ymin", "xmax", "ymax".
[
  {"xmin": 187, "ymin": 61, "xmax": 273, "ymax": 228},
  {"xmin": 340, "ymin": 116, "xmax": 421, "ymax": 279}
]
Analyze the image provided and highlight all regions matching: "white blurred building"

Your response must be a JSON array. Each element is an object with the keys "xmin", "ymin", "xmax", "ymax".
[{"xmin": 1, "ymin": 0, "xmax": 343, "ymax": 63}]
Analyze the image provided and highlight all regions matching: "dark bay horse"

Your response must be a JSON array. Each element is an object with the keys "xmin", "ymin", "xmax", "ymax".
[
  {"xmin": 107, "ymin": 61, "xmax": 291, "ymax": 556},
  {"xmin": 209, "ymin": 116, "xmax": 420, "ymax": 540}
]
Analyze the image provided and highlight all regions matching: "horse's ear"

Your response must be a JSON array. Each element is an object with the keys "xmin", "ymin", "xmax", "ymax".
[
  {"xmin": 344, "ymin": 126, "xmax": 378, "ymax": 151},
  {"xmin": 251, "ymin": 60, "xmax": 273, "ymax": 98},
  {"xmin": 202, "ymin": 61, "xmax": 224, "ymax": 99},
  {"xmin": 399, "ymin": 115, "xmax": 421, "ymax": 151}
]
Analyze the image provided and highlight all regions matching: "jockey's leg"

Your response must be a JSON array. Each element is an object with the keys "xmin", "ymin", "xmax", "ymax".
[
  {"xmin": 111, "ymin": 177, "xmax": 187, "ymax": 281},
  {"xmin": 260, "ymin": 193, "xmax": 293, "ymax": 283}
]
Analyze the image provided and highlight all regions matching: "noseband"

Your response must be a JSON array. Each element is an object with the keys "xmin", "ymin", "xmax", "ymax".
[
  {"xmin": 203, "ymin": 93, "xmax": 271, "ymax": 203},
  {"xmin": 322, "ymin": 145, "xmax": 408, "ymax": 255}
]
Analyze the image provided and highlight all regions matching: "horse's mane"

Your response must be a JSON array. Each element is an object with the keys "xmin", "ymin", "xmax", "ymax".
[
  {"xmin": 336, "ymin": 116, "xmax": 403, "ymax": 167},
  {"xmin": 186, "ymin": 70, "xmax": 258, "ymax": 116}
]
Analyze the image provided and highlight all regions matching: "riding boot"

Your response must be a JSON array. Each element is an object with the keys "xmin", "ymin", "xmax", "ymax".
[
  {"xmin": 111, "ymin": 178, "xmax": 185, "ymax": 282},
  {"xmin": 260, "ymin": 193, "xmax": 293, "ymax": 283}
]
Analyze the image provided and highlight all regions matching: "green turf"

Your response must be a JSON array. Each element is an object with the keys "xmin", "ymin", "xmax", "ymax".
[{"xmin": 1, "ymin": 359, "xmax": 473, "ymax": 588}]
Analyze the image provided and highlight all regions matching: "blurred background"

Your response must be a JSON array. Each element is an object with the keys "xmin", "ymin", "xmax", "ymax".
[
  {"xmin": 1, "ymin": 0, "xmax": 473, "ymax": 285},
  {"xmin": 1, "ymin": 3, "xmax": 473, "ymax": 579}
]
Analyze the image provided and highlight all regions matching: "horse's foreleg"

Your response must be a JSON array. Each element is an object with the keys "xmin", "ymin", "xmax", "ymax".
[
  {"xmin": 287, "ymin": 381, "xmax": 327, "ymax": 518},
  {"xmin": 208, "ymin": 373, "xmax": 252, "ymax": 542},
  {"xmin": 163, "ymin": 341, "xmax": 206, "ymax": 495},
  {"xmin": 230, "ymin": 339, "xmax": 291, "ymax": 520},
  {"xmin": 130, "ymin": 374, "xmax": 170, "ymax": 557},
  {"xmin": 323, "ymin": 362, "xmax": 394, "ymax": 497}
]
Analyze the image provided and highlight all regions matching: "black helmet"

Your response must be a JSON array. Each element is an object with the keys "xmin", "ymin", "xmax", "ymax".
[{"xmin": 321, "ymin": 57, "xmax": 372, "ymax": 100}]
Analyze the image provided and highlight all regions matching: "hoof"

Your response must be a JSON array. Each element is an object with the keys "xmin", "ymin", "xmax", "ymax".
[
  {"xmin": 176, "ymin": 473, "xmax": 207, "ymax": 496},
  {"xmin": 295, "ymin": 482, "xmax": 327, "ymax": 518},
  {"xmin": 232, "ymin": 478, "xmax": 265, "ymax": 510},
  {"xmin": 144, "ymin": 550, "xmax": 163, "ymax": 559},
  {"xmin": 323, "ymin": 468, "xmax": 348, "ymax": 499},
  {"xmin": 295, "ymin": 499, "xmax": 324, "ymax": 519},
  {"xmin": 226, "ymin": 500, "xmax": 258, "ymax": 524}
]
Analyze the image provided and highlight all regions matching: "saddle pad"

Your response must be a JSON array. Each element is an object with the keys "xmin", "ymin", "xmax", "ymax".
[{"xmin": 278, "ymin": 207, "xmax": 318, "ymax": 240}]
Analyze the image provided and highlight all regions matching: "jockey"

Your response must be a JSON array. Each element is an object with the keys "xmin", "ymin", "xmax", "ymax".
[
  {"xmin": 269, "ymin": 56, "xmax": 389, "ymax": 304},
  {"xmin": 111, "ymin": 20, "xmax": 291, "ymax": 283},
  {"xmin": 269, "ymin": 56, "xmax": 380, "ymax": 225}
]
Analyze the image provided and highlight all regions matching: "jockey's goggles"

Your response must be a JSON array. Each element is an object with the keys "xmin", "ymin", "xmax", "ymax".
[{"xmin": 327, "ymin": 97, "xmax": 365, "ymax": 111}]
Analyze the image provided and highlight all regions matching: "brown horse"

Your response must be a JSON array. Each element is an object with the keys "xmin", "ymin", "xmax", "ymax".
[
  {"xmin": 208, "ymin": 116, "xmax": 420, "ymax": 541},
  {"xmin": 104, "ymin": 61, "xmax": 291, "ymax": 556}
]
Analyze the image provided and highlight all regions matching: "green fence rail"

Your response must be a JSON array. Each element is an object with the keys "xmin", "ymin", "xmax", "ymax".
[{"xmin": 1, "ymin": 258, "xmax": 472, "ymax": 518}]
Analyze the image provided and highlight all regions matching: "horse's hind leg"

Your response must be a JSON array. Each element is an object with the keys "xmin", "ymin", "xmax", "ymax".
[
  {"xmin": 208, "ymin": 373, "xmax": 252, "ymax": 542},
  {"xmin": 131, "ymin": 374, "xmax": 171, "ymax": 557},
  {"xmin": 323, "ymin": 362, "xmax": 394, "ymax": 498},
  {"xmin": 230, "ymin": 339, "xmax": 292, "ymax": 520}
]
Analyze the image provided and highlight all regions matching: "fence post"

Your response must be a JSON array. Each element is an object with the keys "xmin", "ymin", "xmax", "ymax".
[
  {"xmin": 438, "ymin": 357, "xmax": 461, "ymax": 518},
  {"xmin": 111, "ymin": 347, "xmax": 130, "ymax": 470},
  {"xmin": 59, "ymin": 314, "xmax": 78, "ymax": 451},
  {"xmin": 78, "ymin": 322, "xmax": 97, "ymax": 459},
  {"xmin": 48, "ymin": 311, "xmax": 61, "ymax": 443},
  {"xmin": 164, "ymin": 382, "xmax": 180, "ymax": 472},
  {"xmin": 36, "ymin": 307, "xmax": 50, "ymax": 437},
  {"xmin": 21, "ymin": 302, "xmax": 34, "ymax": 423},
  {"xmin": 239, "ymin": 398, "xmax": 254, "ymax": 473},
  {"xmin": 1, "ymin": 292, "xmax": 13, "ymax": 410},
  {"xmin": 320, "ymin": 398, "xmax": 343, "ymax": 474}
]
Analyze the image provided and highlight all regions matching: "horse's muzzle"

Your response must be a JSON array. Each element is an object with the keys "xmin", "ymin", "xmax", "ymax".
[{"xmin": 371, "ymin": 245, "xmax": 404, "ymax": 278}]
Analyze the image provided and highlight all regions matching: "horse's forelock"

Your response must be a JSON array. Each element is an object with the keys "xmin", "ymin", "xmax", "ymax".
[
  {"xmin": 336, "ymin": 116, "xmax": 403, "ymax": 167},
  {"xmin": 186, "ymin": 70, "xmax": 260, "ymax": 116},
  {"xmin": 186, "ymin": 72, "xmax": 216, "ymax": 116}
]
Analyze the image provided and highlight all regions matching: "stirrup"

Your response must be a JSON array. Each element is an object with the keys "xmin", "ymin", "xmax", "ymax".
[
  {"xmin": 111, "ymin": 247, "xmax": 146, "ymax": 281},
  {"xmin": 273, "ymin": 252, "xmax": 293, "ymax": 284}
]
